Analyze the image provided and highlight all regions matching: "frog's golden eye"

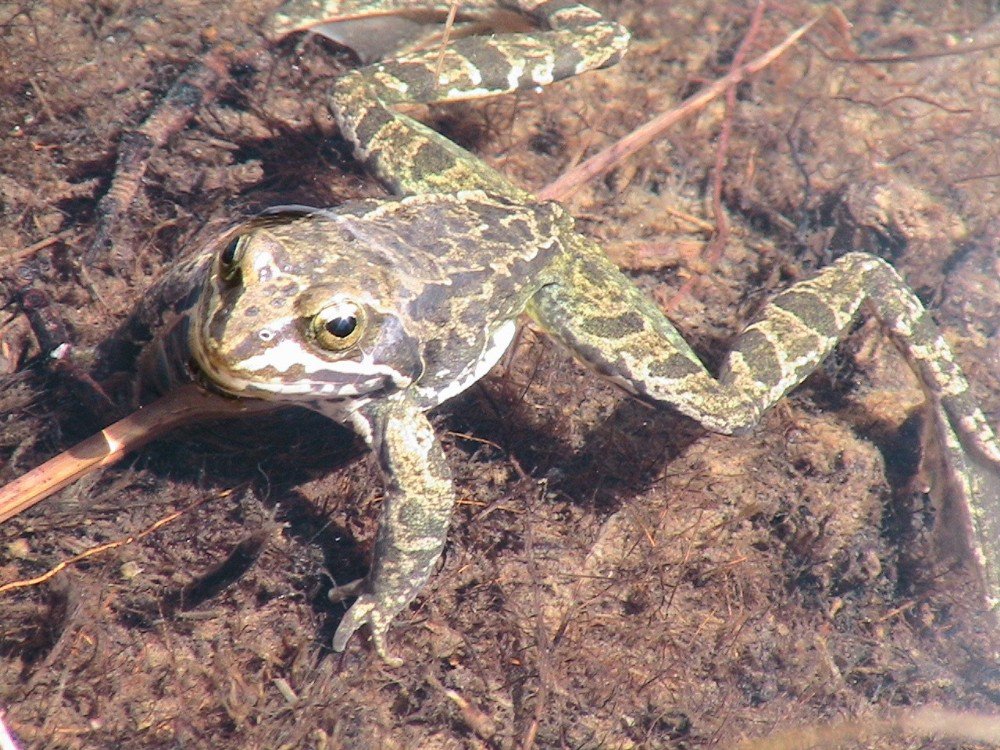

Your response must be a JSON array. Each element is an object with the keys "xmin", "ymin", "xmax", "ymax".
[
  {"xmin": 312, "ymin": 301, "xmax": 365, "ymax": 351},
  {"xmin": 218, "ymin": 234, "xmax": 246, "ymax": 282}
]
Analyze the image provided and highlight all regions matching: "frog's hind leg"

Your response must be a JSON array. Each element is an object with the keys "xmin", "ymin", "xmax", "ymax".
[
  {"xmin": 529, "ymin": 237, "xmax": 1000, "ymax": 604},
  {"xmin": 326, "ymin": 3, "xmax": 630, "ymax": 197}
]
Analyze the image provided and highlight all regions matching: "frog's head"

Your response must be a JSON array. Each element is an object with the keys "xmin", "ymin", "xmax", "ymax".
[{"xmin": 189, "ymin": 209, "xmax": 423, "ymax": 404}]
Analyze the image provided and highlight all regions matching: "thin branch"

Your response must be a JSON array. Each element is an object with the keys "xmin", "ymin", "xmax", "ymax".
[
  {"xmin": 537, "ymin": 15, "xmax": 819, "ymax": 203},
  {"xmin": 0, "ymin": 384, "xmax": 275, "ymax": 525},
  {"xmin": 664, "ymin": 0, "xmax": 768, "ymax": 312}
]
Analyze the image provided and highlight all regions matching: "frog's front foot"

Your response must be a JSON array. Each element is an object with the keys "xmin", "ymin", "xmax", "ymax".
[{"xmin": 331, "ymin": 591, "xmax": 406, "ymax": 666}]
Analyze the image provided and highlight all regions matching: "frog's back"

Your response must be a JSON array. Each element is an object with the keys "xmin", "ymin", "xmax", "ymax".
[
  {"xmin": 328, "ymin": 191, "xmax": 569, "ymax": 399},
  {"xmin": 241, "ymin": 190, "xmax": 568, "ymax": 328}
]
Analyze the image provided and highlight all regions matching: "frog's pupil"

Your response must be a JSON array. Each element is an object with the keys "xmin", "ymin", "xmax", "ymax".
[
  {"xmin": 326, "ymin": 315, "xmax": 357, "ymax": 338},
  {"xmin": 220, "ymin": 236, "xmax": 241, "ymax": 266}
]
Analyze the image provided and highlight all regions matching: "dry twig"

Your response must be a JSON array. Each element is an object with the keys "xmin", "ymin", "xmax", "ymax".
[
  {"xmin": 0, "ymin": 384, "xmax": 274, "ymax": 525},
  {"xmin": 537, "ymin": 15, "xmax": 818, "ymax": 203}
]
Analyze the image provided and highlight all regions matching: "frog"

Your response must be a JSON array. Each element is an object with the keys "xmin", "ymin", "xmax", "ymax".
[{"xmin": 160, "ymin": 1, "xmax": 999, "ymax": 664}]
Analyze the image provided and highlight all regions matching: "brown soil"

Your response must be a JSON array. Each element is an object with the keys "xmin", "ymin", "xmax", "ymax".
[{"xmin": 1, "ymin": 1, "xmax": 998, "ymax": 748}]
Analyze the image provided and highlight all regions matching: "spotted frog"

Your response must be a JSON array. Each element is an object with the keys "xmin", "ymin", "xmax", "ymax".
[{"xmin": 159, "ymin": 2, "xmax": 999, "ymax": 663}]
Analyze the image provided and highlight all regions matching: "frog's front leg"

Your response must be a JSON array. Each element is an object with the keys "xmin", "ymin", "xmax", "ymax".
[
  {"xmin": 532, "ymin": 233, "xmax": 1000, "ymax": 604},
  {"xmin": 330, "ymin": 400, "xmax": 455, "ymax": 665}
]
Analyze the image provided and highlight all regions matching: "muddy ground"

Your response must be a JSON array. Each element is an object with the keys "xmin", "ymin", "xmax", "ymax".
[{"xmin": 1, "ymin": 1, "xmax": 998, "ymax": 748}]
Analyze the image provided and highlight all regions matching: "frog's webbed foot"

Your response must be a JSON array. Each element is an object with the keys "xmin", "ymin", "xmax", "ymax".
[{"xmin": 332, "ymin": 591, "xmax": 407, "ymax": 667}]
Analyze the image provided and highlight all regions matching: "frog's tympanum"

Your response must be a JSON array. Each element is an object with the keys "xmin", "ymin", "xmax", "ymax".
[{"xmin": 144, "ymin": 2, "xmax": 999, "ymax": 663}]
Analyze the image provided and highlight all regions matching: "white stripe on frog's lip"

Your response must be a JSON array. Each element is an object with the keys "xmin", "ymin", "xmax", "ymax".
[
  {"xmin": 192, "ymin": 330, "xmax": 413, "ymax": 399},
  {"xmin": 233, "ymin": 338, "xmax": 390, "ymax": 378}
]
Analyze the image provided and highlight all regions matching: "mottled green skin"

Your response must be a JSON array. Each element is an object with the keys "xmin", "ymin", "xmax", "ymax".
[{"xmin": 178, "ymin": 2, "xmax": 999, "ymax": 662}]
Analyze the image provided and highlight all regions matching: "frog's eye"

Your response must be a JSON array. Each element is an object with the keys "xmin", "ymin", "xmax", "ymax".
[
  {"xmin": 312, "ymin": 301, "xmax": 365, "ymax": 351},
  {"xmin": 218, "ymin": 234, "xmax": 247, "ymax": 282}
]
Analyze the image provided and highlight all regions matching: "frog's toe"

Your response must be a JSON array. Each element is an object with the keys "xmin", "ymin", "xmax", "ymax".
[
  {"xmin": 332, "ymin": 594, "xmax": 374, "ymax": 652},
  {"xmin": 369, "ymin": 629, "xmax": 404, "ymax": 668},
  {"xmin": 327, "ymin": 576, "xmax": 365, "ymax": 603},
  {"xmin": 332, "ymin": 594, "xmax": 405, "ymax": 667}
]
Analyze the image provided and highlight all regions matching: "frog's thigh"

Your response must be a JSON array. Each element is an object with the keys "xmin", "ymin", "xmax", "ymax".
[{"xmin": 526, "ymin": 243, "xmax": 762, "ymax": 433}]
